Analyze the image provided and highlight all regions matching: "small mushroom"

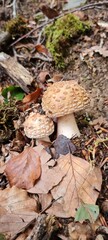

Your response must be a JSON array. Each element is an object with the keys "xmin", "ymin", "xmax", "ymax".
[
  {"xmin": 23, "ymin": 112, "xmax": 54, "ymax": 143},
  {"xmin": 42, "ymin": 81, "xmax": 90, "ymax": 138}
]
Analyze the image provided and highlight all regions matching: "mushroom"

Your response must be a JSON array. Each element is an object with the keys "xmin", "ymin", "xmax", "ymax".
[
  {"xmin": 42, "ymin": 80, "xmax": 90, "ymax": 138},
  {"xmin": 23, "ymin": 112, "xmax": 54, "ymax": 143}
]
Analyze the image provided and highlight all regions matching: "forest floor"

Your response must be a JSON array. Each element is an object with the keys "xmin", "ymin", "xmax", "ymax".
[{"xmin": 0, "ymin": 0, "xmax": 108, "ymax": 240}]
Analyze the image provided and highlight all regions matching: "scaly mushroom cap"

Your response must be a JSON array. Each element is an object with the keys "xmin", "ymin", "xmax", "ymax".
[
  {"xmin": 42, "ymin": 81, "xmax": 90, "ymax": 117},
  {"xmin": 24, "ymin": 112, "xmax": 54, "ymax": 139}
]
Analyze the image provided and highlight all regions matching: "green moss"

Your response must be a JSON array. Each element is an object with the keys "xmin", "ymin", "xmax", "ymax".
[
  {"xmin": 44, "ymin": 14, "xmax": 91, "ymax": 69},
  {"xmin": 0, "ymin": 100, "xmax": 19, "ymax": 142},
  {"xmin": 4, "ymin": 16, "xmax": 29, "ymax": 38}
]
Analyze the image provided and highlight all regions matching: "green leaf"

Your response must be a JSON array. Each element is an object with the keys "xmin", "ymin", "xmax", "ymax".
[
  {"xmin": 0, "ymin": 233, "xmax": 6, "ymax": 240},
  {"xmin": 2, "ymin": 86, "xmax": 25, "ymax": 101},
  {"xmin": 75, "ymin": 204, "xmax": 99, "ymax": 223}
]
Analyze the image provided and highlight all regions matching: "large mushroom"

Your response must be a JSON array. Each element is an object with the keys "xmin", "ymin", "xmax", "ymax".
[
  {"xmin": 42, "ymin": 80, "xmax": 90, "ymax": 138},
  {"xmin": 23, "ymin": 112, "xmax": 54, "ymax": 143}
]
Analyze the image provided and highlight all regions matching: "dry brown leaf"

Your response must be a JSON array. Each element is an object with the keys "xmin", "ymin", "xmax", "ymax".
[
  {"xmin": 35, "ymin": 44, "xmax": 49, "ymax": 56},
  {"xmin": 5, "ymin": 147, "xmax": 41, "ymax": 189},
  {"xmin": 40, "ymin": 4, "xmax": 59, "ymax": 19},
  {"xmin": 39, "ymin": 193, "xmax": 53, "ymax": 211},
  {"xmin": 68, "ymin": 222, "xmax": 93, "ymax": 240},
  {"xmin": 17, "ymin": 88, "xmax": 42, "ymax": 111},
  {"xmin": 22, "ymin": 88, "xmax": 42, "ymax": 104},
  {"xmin": 82, "ymin": 45, "xmax": 108, "ymax": 58},
  {"xmin": 46, "ymin": 154, "xmax": 102, "ymax": 218},
  {"xmin": 0, "ymin": 186, "xmax": 38, "ymax": 237},
  {"xmin": 38, "ymin": 71, "xmax": 50, "ymax": 83},
  {"xmin": 28, "ymin": 145, "xmax": 65, "ymax": 194}
]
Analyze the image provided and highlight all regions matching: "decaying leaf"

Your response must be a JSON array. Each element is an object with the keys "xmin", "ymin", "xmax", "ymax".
[
  {"xmin": 68, "ymin": 222, "xmax": 94, "ymax": 240},
  {"xmin": 0, "ymin": 186, "xmax": 38, "ymax": 237},
  {"xmin": 46, "ymin": 154, "xmax": 102, "ymax": 218},
  {"xmin": 35, "ymin": 44, "xmax": 49, "ymax": 56},
  {"xmin": 53, "ymin": 134, "xmax": 76, "ymax": 158},
  {"xmin": 22, "ymin": 88, "xmax": 41, "ymax": 104},
  {"xmin": 17, "ymin": 88, "xmax": 42, "ymax": 111},
  {"xmin": 82, "ymin": 45, "xmax": 108, "ymax": 58},
  {"xmin": 40, "ymin": 4, "xmax": 59, "ymax": 19},
  {"xmin": 28, "ymin": 145, "xmax": 65, "ymax": 194},
  {"xmin": 38, "ymin": 71, "xmax": 50, "ymax": 83},
  {"xmin": 5, "ymin": 147, "xmax": 41, "ymax": 189},
  {"xmin": 75, "ymin": 204, "xmax": 99, "ymax": 223}
]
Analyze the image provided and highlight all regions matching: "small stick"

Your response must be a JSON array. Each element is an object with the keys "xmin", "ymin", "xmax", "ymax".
[
  {"xmin": 85, "ymin": 137, "xmax": 95, "ymax": 146},
  {"xmin": 100, "ymin": 127, "xmax": 108, "ymax": 133},
  {"xmin": 100, "ymin": 157, "xmax": 108, "ymax": 168}
]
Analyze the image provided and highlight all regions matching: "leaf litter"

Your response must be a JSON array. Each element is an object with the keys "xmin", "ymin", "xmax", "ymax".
[
  {"xmin": 5, "ymin": 147, "xmax": 41, "ymax": 190},
  {"xmin": 45, "ymin": 153, "xmax": 102, "ymax": 218},
  {"xmin": 0, "ymin": 186, "xmax": 38, "ymax": 236},
  {"xmin": 0, "ymin": 0, "xmax": 108, "ymax": 239}
]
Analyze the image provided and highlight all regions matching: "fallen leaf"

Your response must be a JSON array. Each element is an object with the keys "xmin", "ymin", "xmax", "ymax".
[
  {"xmin": 53, "ymin": 134, "xmax": 76, "ymax": 158},
  {"xmin": 68, "ymin": 222, "xmax": 93, "ymax": 240},
  {"xmin": 52, "ymin": 73, "xmax": 63, "ymax": 82},
  {"xmin": 17, "ymin": 88, "xmax": 42, "ymax": 111},
  {"xmin": 82, "ymin": 45, "xmax": 108, "ymax": 58},
  {"xmin": 22, "ymin": 88, "xmax": 42, "ymax": 104},
  {"xmin": 5, "ymin": 147, "xmax": 41, "ymax": 189},
  {"xmin": 38, "ymin": 71, "xmax": 50, "ymax": 83},
  {"xmin": 0, "ymin": 186, "xmax": 38, "ymax": 237},
  {"xmin": 40, "ymin": 4, "xmax": 59, "ymax": 19},
  {"xmin": 39, "ymin": 193, "xmax": 52, "ymax": 211},
  {"xmin": 35, "ymin": 44, "xmax": 49, "ymax": 56},
  {"xmin": 46, "ymin": 154, "xmax": 102, "ymax": 218},
  {"xmin": 28, "ymin": 145, "xmax": 65, "ymax": 194},
  {"xmin": 75, "ymin": 204, "xmax": 99, "ymax": 223}
]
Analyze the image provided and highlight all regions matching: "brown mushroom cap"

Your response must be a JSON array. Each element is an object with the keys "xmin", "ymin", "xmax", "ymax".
[
  {"xmin": 42, "ymin": 81, "xmax": 90, "ymax": 118},
  {"xmin": 24, "ymin": 112, "xmax": 54, "ymax": 139}
]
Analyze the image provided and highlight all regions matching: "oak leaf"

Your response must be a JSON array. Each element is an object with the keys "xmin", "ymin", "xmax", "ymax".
[{"xmin": 5, "ymin": 147, "xmax": 41, "ymax": 189}]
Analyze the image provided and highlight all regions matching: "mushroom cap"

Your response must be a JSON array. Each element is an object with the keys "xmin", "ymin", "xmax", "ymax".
[
  {"xmin": 24, "ymin": 112, "xmax": 54, "ymax": 139},
  {"xmin": 42, "ymin": 81, "xmax": 90, "ymax": 118}
]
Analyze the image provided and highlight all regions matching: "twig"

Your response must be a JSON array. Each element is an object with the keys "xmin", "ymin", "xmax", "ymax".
[
  {"xmin": 100, "ymin": 157, "xmax": 108, "ymax": 168},
  {"xmin": 7, "ymin": 0, "xmax": 18, "ymax": 17},
  {"xmin": 10, "ymin": 1, "xmax": 108, "ymax": 47}
]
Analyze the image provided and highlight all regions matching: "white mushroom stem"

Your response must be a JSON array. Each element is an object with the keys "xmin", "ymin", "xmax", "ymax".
[
  {"xmin": 36, "ymin": 136, "xmax": 51, "ymax": 145},
  {"xmin": 57, "ymin": 113, "xmax": 80, "ymax": 139}
]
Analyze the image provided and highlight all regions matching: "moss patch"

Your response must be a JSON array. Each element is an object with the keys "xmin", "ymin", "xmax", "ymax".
[
  {"xmin": 4, "ymin": 16, "xmax": 29, "ymax": 38},
  {"xmin": 44, "ymin": 14, "xmax": 91, "ymax": 69}
]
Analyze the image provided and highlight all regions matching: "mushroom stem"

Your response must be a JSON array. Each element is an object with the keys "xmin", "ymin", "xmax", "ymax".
[
  {"xmin": 36, "ymin": 136, "xmax": 51, "ymax": 145},
  {"xmin": 57, "ymin": 113, "xmax": 80, "ymax": 139}
]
